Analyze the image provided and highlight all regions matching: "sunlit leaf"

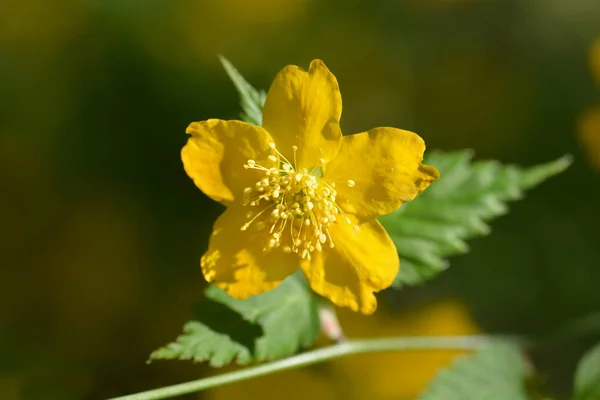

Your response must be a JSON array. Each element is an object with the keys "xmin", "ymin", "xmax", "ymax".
[
  {"xmin": 378, "ymin": 151, "xmax": 572, "ymax": 287},
  {"xmin": 574, "ymin": 342, "xmax": 600, "ymax": 400},
  {"xmin": 417, "ymin": 343, "xmax": 533, "ymax": 400},
  {"xmin": 149, "ymin": 273, "xmax": 320, "ymax": 367},
  {"xmin": 219, "ymin": 55, "xmax": 266, "ymax": 126}
]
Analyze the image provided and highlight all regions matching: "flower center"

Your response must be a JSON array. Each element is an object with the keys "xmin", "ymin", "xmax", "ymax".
[{"xmin": 241, "ymin": 143, "xmax": 356, "ymax": 261}]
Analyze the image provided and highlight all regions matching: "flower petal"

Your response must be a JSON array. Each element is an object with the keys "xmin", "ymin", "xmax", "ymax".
[
  {"xmin": 182, "ymin": 119, "xmax": 278, "ymax": 205},
  {"xmin": 300, "ymin": 218, "xmax": 399, "ymax": 314},
  {"xmin": 201, "ymin": 205, "xmax": 299, "ymax": 299},
  {"xmin": 262, "ymin": 59, "xmax": 342, "ymax": 169},
  {"xmin": 324, "ymin": 127, "xmax": 439, "ymax": 220}
]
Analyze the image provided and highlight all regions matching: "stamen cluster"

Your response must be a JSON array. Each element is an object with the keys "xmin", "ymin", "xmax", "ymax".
[{"xmin": 241, "ymin": 143, "xmax": 356, "ymax": 260}]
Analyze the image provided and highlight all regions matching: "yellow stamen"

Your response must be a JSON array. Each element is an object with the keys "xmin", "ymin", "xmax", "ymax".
[{"xmin": 240, "ymin": 145, "xmax": 356, "ymax": 257}]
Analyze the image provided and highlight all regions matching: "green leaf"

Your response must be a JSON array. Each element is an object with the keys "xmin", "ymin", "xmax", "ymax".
[
  {"xmin": 379, "ymin": 151, "xmax": 572, "ymax": 288},
  {"xmin": 574, "ymin": 342, "xmax": 600, "ymax": 400},
  {"xmin": 417, "ymin": 343, "xmax": 533, "ymax": 400},
  {"xmin": 149, "ymin": 273, "xmax": 320, "ymax": 367},
  {"xmin": 219, "ymin": 55, "xmax": 266, "ymax": 126}
]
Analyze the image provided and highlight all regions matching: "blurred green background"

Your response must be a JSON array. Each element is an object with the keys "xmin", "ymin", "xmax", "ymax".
[{"xmin": 2, "ymin": 0, "xmax": 600, "ymax": 399}]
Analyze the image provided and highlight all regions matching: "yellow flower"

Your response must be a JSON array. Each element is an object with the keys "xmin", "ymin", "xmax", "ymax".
[{"xmin": 182, "ymin": 60, "xmax": 439, "ymax": 314}]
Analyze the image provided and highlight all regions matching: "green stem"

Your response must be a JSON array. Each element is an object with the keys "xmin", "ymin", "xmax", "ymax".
[{"xmin": 107, "ymin": 335, "xmax": 495, "ymax": 400}]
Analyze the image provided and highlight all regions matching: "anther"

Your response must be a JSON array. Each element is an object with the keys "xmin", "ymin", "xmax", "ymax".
[{"xmin": 240, "ymin": 143, "xmax": 352, "ymax": 259}]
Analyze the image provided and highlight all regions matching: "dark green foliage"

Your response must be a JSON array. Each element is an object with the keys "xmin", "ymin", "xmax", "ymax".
[
  {"xmin": 149, "ymin": 273, "xmax": 320, "ymax": 367},
  {"xmin": 378, "ymin": 151, "xmax": 572, "ymax": 287},
  {"xmin": 418, "ymin": 343, "xmax": 532, "ymax": 400}
]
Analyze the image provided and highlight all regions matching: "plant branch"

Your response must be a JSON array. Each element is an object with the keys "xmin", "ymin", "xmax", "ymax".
[{"xmin": 107, "ymin": 335, "xmax": 496, "ymax": 400}]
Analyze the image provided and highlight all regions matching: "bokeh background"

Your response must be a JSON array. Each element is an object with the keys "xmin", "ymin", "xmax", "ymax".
[{"xmin": 2, "ymin": 0, "xmax": 600, "ymax": 399}]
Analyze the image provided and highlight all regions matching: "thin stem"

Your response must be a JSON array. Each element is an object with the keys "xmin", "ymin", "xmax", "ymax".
[{"xmin": 107, "ymin": 335, "xmax": 495, "ymax": 400}]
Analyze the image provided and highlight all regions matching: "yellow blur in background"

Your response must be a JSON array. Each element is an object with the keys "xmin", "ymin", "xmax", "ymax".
[
  {"xmin": 2, "ymin": 0, "xmax": 600, "ymax": 399},
  {"xmin": 578, "ymin": 38, "xmax": 600, "ymax": 171},
  {"xmin": 209, "ymin": 300, "xmax": 479, "ymax": 400}
]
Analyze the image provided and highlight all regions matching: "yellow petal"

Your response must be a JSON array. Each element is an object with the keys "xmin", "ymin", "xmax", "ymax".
[
  {"xmin": 324, "ymin": 127, "xmax": 439, "ymax": 220},
  {"xmin": 201, "ymin": 205, "xmax": 298, "ymax": 299},
  {"xmin": 182, "ymin": 119, "xmax": 277, "ymax": 205},
  {"xmin": 300, "ymin": 218, "xmax": 398, "ymax": 314},
  {"xmin": 262, "ymin": 59, "xmax": 342, "ymax": 169}
]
